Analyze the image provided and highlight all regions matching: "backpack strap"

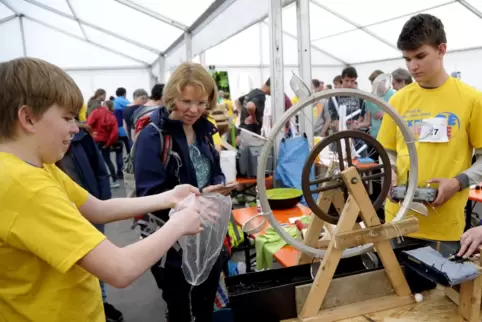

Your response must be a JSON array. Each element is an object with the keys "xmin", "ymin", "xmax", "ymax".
[
  {"xmin": 162, "ymin": 134, "xmax": 172, "ymax": 166},
  {"xmin": 148, "ymin": 122, "xmax": 182, "ymax": 185}
]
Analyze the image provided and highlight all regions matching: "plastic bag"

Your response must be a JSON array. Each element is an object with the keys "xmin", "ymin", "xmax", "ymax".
[{"xmin": 169, "ymin": 193, "xmax": 232, "ymax": 286}]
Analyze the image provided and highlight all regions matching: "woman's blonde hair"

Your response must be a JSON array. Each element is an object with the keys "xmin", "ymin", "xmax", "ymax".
[{"xmin": 163, "ymin": 62, "xmax": 218, "ymax": 117}]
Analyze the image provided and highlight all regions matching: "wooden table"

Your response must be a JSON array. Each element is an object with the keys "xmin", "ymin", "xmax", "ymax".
[{"xmin": 283, "ymin": 287, "xmax": 462, "ymax": 321}]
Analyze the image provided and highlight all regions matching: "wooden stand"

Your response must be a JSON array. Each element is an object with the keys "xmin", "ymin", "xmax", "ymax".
[
  {"xmin": 444, "ymin": 251, "xmax": 482, "ymax": 322},
  {"xmin": 287, "ymin": 166, "xmax": 419, "ymax": 321}
]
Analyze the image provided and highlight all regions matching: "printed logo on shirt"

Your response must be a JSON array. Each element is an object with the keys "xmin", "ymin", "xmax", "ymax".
[{"xmin": 403, "ymin": 109, "xmax": 461, "ymax": 138}]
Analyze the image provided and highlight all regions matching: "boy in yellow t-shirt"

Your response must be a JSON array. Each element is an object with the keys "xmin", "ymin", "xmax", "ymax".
[
  {"xmin": 0, "ymin": 58, "xmax": 206, "ymax": 322},
  {"xmin": 377, "ymin": 14, "xmax": 482, "ymax": 253}
]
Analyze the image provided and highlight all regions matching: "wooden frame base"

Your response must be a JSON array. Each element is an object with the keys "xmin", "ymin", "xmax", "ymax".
[{"xmin": 289, "ymin": 166, "xmax": 419, "ymax": 321}]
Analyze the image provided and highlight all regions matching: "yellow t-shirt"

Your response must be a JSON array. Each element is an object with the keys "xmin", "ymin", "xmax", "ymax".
[
  {"xmin": 0, "ymin": 153, "xmax": 106, "ymax": 322},
  {"xmin": 207, "ymin": 115, "xmax": 222, "ymax": 149},
  {"xmin": 224, "ymin": 99, "xmax": 233, "ymax": 116},
  {"xmin": 78, "ymin": 103, "xmax": 87, "ymax": 122},
  {"xmin": 377, "ymin": 78, "xmax": 482, "ymax": 241},
  {"xmin": 291, "ymin": 96, "xmax": 299, "ymax": 105}
]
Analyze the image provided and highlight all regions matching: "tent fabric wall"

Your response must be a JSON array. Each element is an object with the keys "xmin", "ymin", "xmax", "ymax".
[
  {"xmin": 67, "ymin": 68, "xmax": 151, "ymax": 104},
  {"xmin": 2, "ymin": 0, "xmax": 482, "ymax": 102}
]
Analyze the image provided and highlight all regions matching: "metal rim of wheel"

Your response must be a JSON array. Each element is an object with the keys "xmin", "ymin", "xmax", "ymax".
[
  {"xmin": 256, "ymin": 88, "xmax": 418, "ymax": 259},
  {"xmin": 301, "ymin": 130, "xmax": 392, "ymax": 225}
]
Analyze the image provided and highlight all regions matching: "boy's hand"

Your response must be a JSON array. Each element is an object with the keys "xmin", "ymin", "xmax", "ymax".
[
  {"xmin": 169, "ymin": 208, "xmax": 203, "ymax": 235},
  {"xmin": 427, "ymin": 178, "xmax": 460, "ymax": 207},
  {"xmin": 167, "ymin": 184, "xmax": 200, "ymax": 208}
]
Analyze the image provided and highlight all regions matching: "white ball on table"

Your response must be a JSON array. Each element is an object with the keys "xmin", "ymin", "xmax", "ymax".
[{"xmin": 414, "ymin": 293, "xmax": 423, "ymax": 302}]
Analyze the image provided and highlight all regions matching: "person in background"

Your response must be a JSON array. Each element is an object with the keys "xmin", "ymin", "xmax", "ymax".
[
  {"xmin": 218, "ymin": 90, "xmax": 225, "ymax": 104},
  {"xmin": 130, "ymin": 84, "xmax": 165, "ymax": 140},
  {"xmin": 352, "ymin": 69, "xmax": 396, "ymax": 220},
  {"xmin": 113, "ymin": 88, "xmax": 131, "ymax": 161},
  {"xmin": 312, "ymin": 79, "xmax": 325, "ymax": 92},
  {"xmin": 123, "ymin": 89, "xmax": 148, "ymax": 142},
  {"xmin": 87, "ymin": 100, "xmax": 119, "ymax": 188},
  {"xmin": 391, "ymin": 68, "xmax": 413, "ymax": 90},
  {"xmin": 57, "ymin": 120, "xmax": 124, "ymax": 322},
  {"xmin": 78, "ymin": 102, "xmax": 87, "ymax": 122},
  {"xmin": 312, "ymin": 79, "xmax": 325, "ymax": 116},
  {"xmin": 353, "ymin": 69, "xmax": 396, "ymax": 139},
  {"xmin": 327, "ymin": 67, "xmax": 363, "ymax": 129},
  {"xmin": 313, "ymin": 82, "xmax": 332, "ymax": 137},
  {"xmin": 326, "ymin": 84, "xmax": 333, "ymax": 90},
  {"xmin": 240, "ymin": 78, "xmax": 271, "ymax": 135},
  {"xmin": 333, "ymin": 75, "xmax": 343, "ymax": 89},
  {"xmin": 378, "ymin": 14, "xmax": 482, "ymax": 255},
  {"xmin": 87, "ymin": 89, "xmax": 106, "ymax": 117},
  {"xmin": 134, "ymin": 62, "xmax": 236, "ymax": 322},
  {"xmin": 291, "ymin": 94, "xmax": 299, "ymax": 105},
  {"xmin": 224, "ymin": 92, "xmax": 233, "ymax": 116}
]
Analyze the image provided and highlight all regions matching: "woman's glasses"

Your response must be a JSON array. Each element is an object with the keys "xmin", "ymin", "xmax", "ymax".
[{"xmin": 178, "ymin": 99, "xmax": 208, "ymax": 108}]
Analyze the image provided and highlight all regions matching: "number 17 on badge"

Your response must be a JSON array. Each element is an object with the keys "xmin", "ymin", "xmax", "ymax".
[{"xmin": 419, "ymin": 117, "xmax": 449, "ymax": 143}]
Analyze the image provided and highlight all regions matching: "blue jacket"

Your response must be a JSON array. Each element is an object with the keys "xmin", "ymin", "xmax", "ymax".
[
  {"xmin": 114, "ymin": 96, "xmax": 130, "ymax": 137},
  {"xmin": 133, "ymin": 108, "xmax": 225, "ymax": 266},
  {"xmin": 68, "ymin": 128, "xmax": 111, "ymax": 200},
  {"xmin": 134, "ymin": 108, "xmax": 225, "ymax": 201}
]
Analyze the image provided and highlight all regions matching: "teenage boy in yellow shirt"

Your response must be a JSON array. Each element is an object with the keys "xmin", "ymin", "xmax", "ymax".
[
  {"xmin": 377, "ymin": 14, "xmax": 482, "ymax": 255},
  {"xmin": 0, "ymin": 58, "xmax": 208, "ymax": 322}
]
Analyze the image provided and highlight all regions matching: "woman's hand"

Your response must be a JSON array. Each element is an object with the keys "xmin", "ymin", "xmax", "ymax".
[
  {"xmin": 202, "ymin": 182, "xmax": 239, "ymax": 196},
  {"xmin": 167, "ymin": 184, "xmax": 200, "ymax": 208}
]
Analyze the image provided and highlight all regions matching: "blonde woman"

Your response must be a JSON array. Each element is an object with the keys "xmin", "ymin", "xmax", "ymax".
[{"xmin": 134, "ymin": 62, "xmax": 237, "ymax": 321}]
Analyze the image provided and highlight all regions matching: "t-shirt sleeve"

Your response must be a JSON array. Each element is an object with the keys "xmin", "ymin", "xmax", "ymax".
[
  {"xmin": 376, "ymin": 95, "xmax": 398, "ymax": 151},
  {"xmin": 7, "ymin": 185, "xmax": 106, "ymax": 274},
  {"xmin": 54, "ymin": 164, "xmax": 89, "ymax": 207},
  {"xmin": 328, "ymin": 98, "xmax": 339, "ymax": 121},
  {"xmin": 469, "ymin": 93, "xmax": 482, "ymax": 149}
]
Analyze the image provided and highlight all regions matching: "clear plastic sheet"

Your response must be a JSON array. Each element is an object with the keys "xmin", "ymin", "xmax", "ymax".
[{"xmin": 169, "ymin": 193, "xmax": 232, "ymax": 286}]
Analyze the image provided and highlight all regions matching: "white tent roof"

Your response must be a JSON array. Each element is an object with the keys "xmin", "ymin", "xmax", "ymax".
[{"xmin": 1, "ymin": 0, "xmax": 481, "ymax": 71}]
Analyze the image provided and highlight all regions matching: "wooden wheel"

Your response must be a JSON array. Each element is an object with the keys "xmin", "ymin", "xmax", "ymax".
[{"xmin": 301, "ymin": 130, "xmax": 392, "ymax": 224}]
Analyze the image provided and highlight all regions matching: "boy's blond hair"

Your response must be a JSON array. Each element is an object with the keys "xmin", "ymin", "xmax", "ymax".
[
  {"xmin": 0, "ymin": 58, "xmax": 83, "ymax": 140},
  {"xmin": 163, "ymin": 62, "xmax": 218, "ymax": 117}
]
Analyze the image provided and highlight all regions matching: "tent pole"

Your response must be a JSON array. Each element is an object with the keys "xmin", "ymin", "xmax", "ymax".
[
  {"xmin": 158, "ymin": 56, "xmax": 165, "ymax": 83},
  {"xmin": 114, "ymin": 0, "xmax": 188, "ymax": 30},
  {"xmin": 259, "ymin": 22, "xmax": 264, "ymax": 85},
  {"xmin": 19, "ymin": 15, "xmax": 27, "ymax": 57},
  {"xmin": 65, "ymin": 0, "xmax": 88, "ymax": 40},
  {"xmin": 185, "ymin": 32, "xmax": 192, "ymax": 61},
  {"xmin": 23, "ymin": 15, "xmax": 149, "ymax": 66},
  {"xmin": 269, "ymin": 0, "xmax": 284, "ymax": 167},
  {"xmin": 296, "ymin": 0, "xmax": 313, "ymax": 142},
  {"xmin": 199, "ymin": 52, "xmax": 206, "ymax": 67},
  {"xmin": 23, "ymin": 0, "xmax": 161, "ymax": 54}
]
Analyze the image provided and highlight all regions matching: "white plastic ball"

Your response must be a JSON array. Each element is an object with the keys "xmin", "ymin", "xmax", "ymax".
[{"xmin": 414, "ymin": 293, "xmax": 423, "ymax": 302}]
